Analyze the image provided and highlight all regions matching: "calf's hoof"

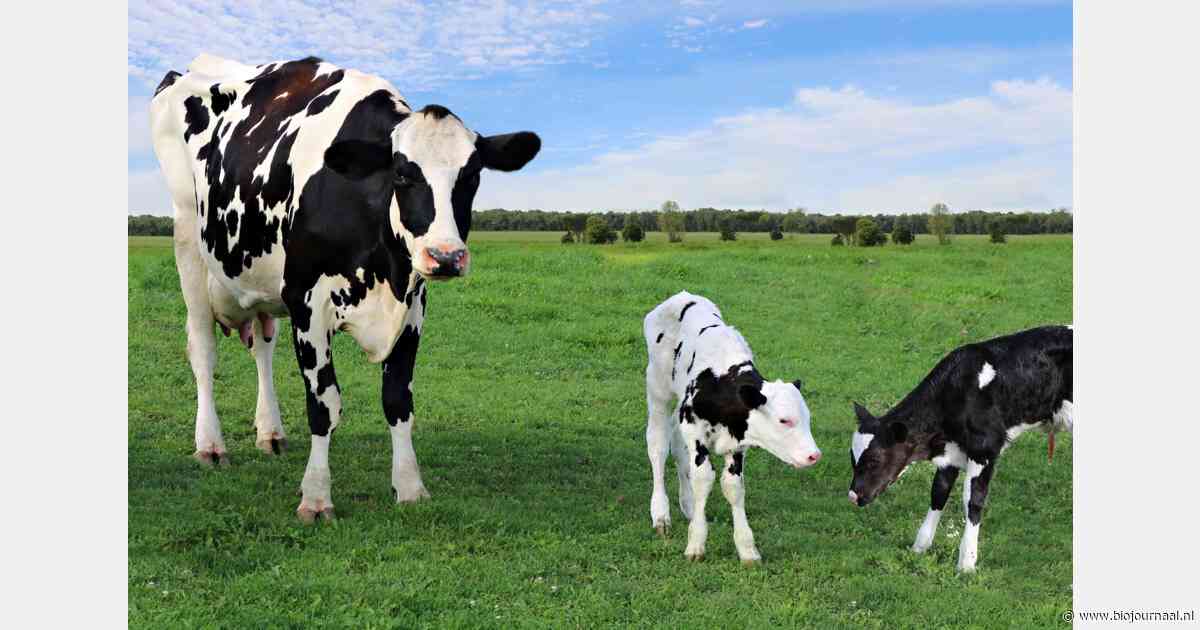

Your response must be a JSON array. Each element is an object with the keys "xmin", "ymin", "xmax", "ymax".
[
  {"xmin": 684, "ymin": 550, "xmax": 705, "ymax": 562},
  {"xmin": 392, "ymin": 485, "xmax": 431, "ymax": 503},
  {"xmin": 255, "ymin": 434, "xmax": 288, "ymax": 456},
  {"xmin": 654, "ymin": 523, "xmax": 670, "ymax": 540},
  {"xmin": 194, "ymin": 449, "xmax": 230, "ymax": 468},
  {"xmin": 297, "ymin": 506, "xmax": 336, "ymax": 524}
]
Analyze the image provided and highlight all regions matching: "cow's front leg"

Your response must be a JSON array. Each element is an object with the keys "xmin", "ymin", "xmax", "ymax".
[
  {"xmin": 382, "ymin": 325, "xmax": 430, "ymax": 503},
  {"xmin": 913, "ymin": 464, "xmax": 960, "ymax": 553},
  {"xmin": 251, "ymin": 314, "xmax": 287, "ymax": 455},
  {"xmin": 957, "ymin": 458, "xmax": 996, "ymax": 572},
  {"xmin": 684, "ymin": 438, "xmax": 716, "ymax": 561},
  {"xmin": 293, "ymin": 322, "xmax": 341, "ymax": 523},
  {"xmin": 720, "ymin": 451, "xmax": 760, "ymax": 565}
]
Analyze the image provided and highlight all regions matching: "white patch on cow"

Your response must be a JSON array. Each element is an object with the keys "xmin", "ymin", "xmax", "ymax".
[
  {"xmin": 390, "ymin": 418, "xmax": 429, "ymax": 502},
  {"xmin": 977, "ymin": 362, "xmax": 996, "ymax": 388},
  {"xmin": 957, "ymin": 459, "xmax": 987, "ymax": 573},
  {"xmin": 1052, "ymin": 399, "xmax": 1074, "ymax": 432},
  {"xmin": 355, "ymin": 267, "xmax": 365, "ymax": 282},
  {"xmin": 912, "ymin": 509, "xmax": 942, "ymax": 553},
  {"xmin": 933, "ymin": 442, "xmax": 967, "ymax": 469},
  {"xmin": 1005, "ymin": 422, "xmax": 1042, "ymax": 447},
  {"xmin": 738, "ymin": 363, "xmax": 754, "ymax": 374},
  {"xmin": 851, "ymin": 431, "xmax": 875, "ymax": 464}
]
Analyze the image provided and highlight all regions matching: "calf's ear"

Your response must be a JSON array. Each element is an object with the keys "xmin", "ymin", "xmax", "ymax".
[
  {"xmin": 324, "ymin": 140, "xmax": 394, "ymax": 180},
  {"xmin": 853, "ymin": 402, "xmax": 875, "ymax": 427},
  {"xmin": 738, "ymin": 384, "xmax": 768, "ymax": 409},
  {"xmin": 890, "ymin": 422, "xmax": 908, "ymax": 443},
  {"xmin": 477, "ymin": 132, "xmax": 541, "ymax": 172},
  {"xmin": 791, "ymin": 379, "xmax": 803, "ymax": 392}
]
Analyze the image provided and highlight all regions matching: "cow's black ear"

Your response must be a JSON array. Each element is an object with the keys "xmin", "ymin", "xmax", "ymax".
[
  {"xmin": 890, "ymin": 422, "xmax": 908, "ymax": 443},
  {"xmin": 324, "ymin": 140, "xmax": 394, "ymax": 180},
  {"xmin": 792, "ymin": 379, "xmax": 803, "ymax": 392},
  {"xmin": 477, "ymin": 132, "xmax": 541, "ymax": 172},
  {"xmin": 853, "ymin": 402, "xmax": 876, "ymax": 428},
  {"xmin": 738, "ymin": 384, "xmax": 767, "ymax": 409}
]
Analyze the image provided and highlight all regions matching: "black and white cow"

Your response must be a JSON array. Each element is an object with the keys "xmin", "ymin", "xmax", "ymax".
[
  {"xmin": 644, "ymin": 292, "xmax": 822, "ymax": 563},
  {"xmin": 149, "ymin": 54, "xmax": 540, "ymax": 522},
  {"xmin": 846, "ymin": 325, "xmax": 1073, "ymax": 572}
]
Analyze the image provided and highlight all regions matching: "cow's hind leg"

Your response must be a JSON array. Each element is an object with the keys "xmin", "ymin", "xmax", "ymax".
[
  {"xmin": 646, "ymin": 390, "xmax": 673, "ymax": 536},
  {"xmin": 174, "ymin": 227, "xmax": 227, "ymax": 467},
  {"xmin": 382, "ymin": 325, "xmax": 430, "ymax": 503},
  {"xmin": 291, "ymin": 319, "xmax": 341, "ymax": 523},
  {"xmin": 251, "ymin": 314, "xmax": 287, "ymax": 455},
  {"xmin": 913, "ymin": 464, "xmax": 959, "ymax": 552}
]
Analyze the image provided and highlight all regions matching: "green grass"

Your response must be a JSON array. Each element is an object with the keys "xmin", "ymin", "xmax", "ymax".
[{"xmin": 130, "ymin": 232, "xmax": 1072, "ymax": 628}]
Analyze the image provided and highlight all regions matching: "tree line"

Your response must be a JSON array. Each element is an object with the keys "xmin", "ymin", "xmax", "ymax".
[{"xmin": 130, "ymin": 206, "xmax": 1072, "ymax": 237}]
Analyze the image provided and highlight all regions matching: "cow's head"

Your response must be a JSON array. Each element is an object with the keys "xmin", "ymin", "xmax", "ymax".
[
  {"xmin": 694, "ymin": 371, "xmax": 821, "ymax": 469},
  {"xmin": 323, "ymin": 104, "xmax": 540, "ymax": 279},
  {"xmin": 847, "ymin": 403, "xmax": 914, "ymax": 507}
]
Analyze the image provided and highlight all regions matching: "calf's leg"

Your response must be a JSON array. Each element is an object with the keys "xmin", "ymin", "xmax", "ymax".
[
  {"xmin": 720, "ymin": 452, "xmax": 759, "ymax": 564},
  {"xmin": 913, "ymin": 464, "xmax": 960, "ymax": 552},
  {"xmin": 292, "ymin": 321, "xmax": 342, "ymax": 523},
  {"xmin": 684, "ymin": 438, "xmax": 716, "ymax": 561},
  {"xmin": 645, "ymin": 391, "xmax": 674, "ymax": 535},
  {"xmin": 957, "ymin": 458, "xmax": 997, "ymax": 572},
  {"xmin": 383, "ymin": 326, "xmax": 430, "ymax": 503}
]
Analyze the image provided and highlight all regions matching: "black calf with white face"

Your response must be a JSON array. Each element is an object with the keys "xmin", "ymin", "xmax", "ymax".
[{"xmin": 845, "ymin": 325, "xmax": 1072, "ymax": 572}]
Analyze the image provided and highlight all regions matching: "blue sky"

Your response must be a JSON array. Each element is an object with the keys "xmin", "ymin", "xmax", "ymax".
[{"xmin": 129, "ymin": 0, "xmax": 1072, "ymax": 215}]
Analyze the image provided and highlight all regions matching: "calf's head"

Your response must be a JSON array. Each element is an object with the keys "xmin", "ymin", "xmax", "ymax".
[
  {"xmin": 694, "ymin": 371, "xmax": 821, "ymax": 468},
  {"xmin": 324, "ymin": 104, "xmax": 540, "ymax": 279},
  {"xmin": 847, "ymin": 403, "xmax": 915, "ymax": 507}
]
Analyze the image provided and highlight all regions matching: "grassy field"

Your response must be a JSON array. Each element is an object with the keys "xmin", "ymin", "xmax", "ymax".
[{"xmin": 129, "ymin": 232, "xmax": 1073, "ymax": 628}]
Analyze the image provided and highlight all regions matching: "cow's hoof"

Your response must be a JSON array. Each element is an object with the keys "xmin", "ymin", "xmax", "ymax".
[
  {"xmin": 655, "ymin": 523, "xmax": 670, "ymax": 540},
  {"xmin": 684, "ymin": 551, "xmax": 705, "ymax": 562},
  {"xmin": 392, "ymin": 485, "xmax": 431, "ymax": 503},
  {"xmin": 256, "ymin": 435, "xmax": 288, "ymax": 456},
  {"xmin": 194, "ymin": 450, "xmax": 230, "ymax": 468},
  {"xmin": 297, "ymin": 506, "xmax": 336, "ymax": 524}
]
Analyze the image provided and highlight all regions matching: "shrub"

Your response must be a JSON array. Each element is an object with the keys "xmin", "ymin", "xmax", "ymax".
[
  {"xmin": 892, "ymin": 225, "xmax": 914, "ymax": 245},
  {"xmin": 831, "ymin": 234, "xmax": 844, "ymax": 246},
  {"xmin": 658, "ymin": 201, "xmax": 686, "ymax": 243},
  {"xmin": 622, "ymin": 220, "xmax": 645, "ymax": 243},
  {"xmin": 855, "ymin": 217, "xmax": 887, "ymax": 247},
  {"xmin": 584, "ymin": 215, "xmax": 616, "ymax": 244},
  {"xmin": 769, "ymin": 228, "xmax": 784, "ymax": 241},
  {"xmin": 989, "ymin": 222, "xmax": 1007, "ymax": 244},
  {"xmin": 718, "ymin": 217, "xmax": 737, "ymax": 241},
  {"xmin": 929, "ymin": 202, "xmax": 952, "ymax": 245},
  {"xmin": 561, "ymin": 231, "xmax": 574, "ymax": 244}
]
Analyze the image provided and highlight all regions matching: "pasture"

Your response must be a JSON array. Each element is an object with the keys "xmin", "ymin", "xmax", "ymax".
[{"xmin": 129, "ymin": 232, "xmax": 1072, "ymax": 628}]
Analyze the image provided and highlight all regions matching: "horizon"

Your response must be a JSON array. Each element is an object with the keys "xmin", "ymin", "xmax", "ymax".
[{"xmin": 129, "ymin": 1, "xmax": 1072, "ymax": 217}]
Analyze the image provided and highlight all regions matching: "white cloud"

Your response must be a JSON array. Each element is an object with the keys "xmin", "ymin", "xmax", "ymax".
[
  {"xmin": 475, "ymin": 78, "xmax": 1071, "ymax": 212},
  {"xmin": 682, "ymin": 16, "xmax": 705, "ymax": 28},
  {"xmin": 128, "ymin": 0, "xmax": 611, "ymax": 92},
  {"xmin": 129, "ymin": 168, "xmax": 172, "ymax": 216},
  {"xmin": 742, "ymin": 19, "xmax": 768, "ymax": 29}
]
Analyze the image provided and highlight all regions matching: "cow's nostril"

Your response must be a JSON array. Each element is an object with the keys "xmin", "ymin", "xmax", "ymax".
[{"xmin": 808, "ymin": 452, "xmax": 822, "ymax": 463}]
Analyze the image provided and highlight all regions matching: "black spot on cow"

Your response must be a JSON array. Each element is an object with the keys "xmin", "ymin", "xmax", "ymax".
[
  {"xmin": 155, "ymin": 70, "xmax": 181, "ymax": 96},
  {"xmin": 690, "ymin": 362, "xmax": 765, "ymax": 442},
  {"xmin": 306, "ymin": 89, "xmax": 339, "ymax": 116},
  {"xmin": 209, "ymin": 85, "xmax": 233, "ymax": 115},
  {"xmin": 679, "ymin": 301, "xmax": 697, "ymax": 320},
  {"xmin": 419, "ymin": 104, "xmax": 457, "ymax": 120},
  {"xmin": 687, "ymin": 351, "xmax": 696, "ymax": 374},
  {"xmin": 183, "ymin": 96, "xmax": 209, "ymax": 141},
  {"xmin": 382, "ymin": 325, "xmax": 421, "ymax": 426},
  {"xmin": 225, "ymin": 210, "xmax": 238, "ymax": 238},
  {"xmin": 698, "ymin": 324, "xmax": 718, "ymax": 336},
  {"xmin": 656, "ymin": 332, "xmax": 664, "ymax": 343},
  {"xmin": 729, "ymin": 451, "xmax": 744, "ymax": 475},
  {"xmin": 694, "ymin": 441, "xmax": 709, "ymax": 466}
]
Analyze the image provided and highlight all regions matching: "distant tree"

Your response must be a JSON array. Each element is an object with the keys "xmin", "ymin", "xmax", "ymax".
[
  {"xmin": 782, "ymin": 208, "xmax": 807, "ymax": 233},
  {"xmin": 831, "ymin": 234, "xmax": 845, "ymax": 246},
  {"xmin": 989, "ymin": 221, "xmax": 1007, "ymax": 244},
  {"xmin": 563, "ymin": 214, "xmax": 588, "ymax": 243},
  {"xmin": 658, "ymin": 200, "xmax": 686, "ymax": 243},
  {"xmin": 832, "ymin": 216, "xmax": 858, "ymax": 245},
  {"xmin": 928, "ymin": 202, "xmax": 952, "ymax": 245},
  {"xmin": 621, "ymin": 218, "xmax": 645, "ymax": 242},
  {"xmin": 718, "ymin": 217, "xmax": 737, "ymax": 241},
  {"xmin": 561, "ymin": 231, "xmax": 574, "ymax": 244},
  {"xmin": 769, "ymin": 227, "xmax": 784, "ymax": 241},
  {"xmin": 855, "ymin": 217, "xmax": 887, "ymax": 246},
  {"xmin": 584, "ymin": 215, "xmax": 616, "ymax": 244},
  {"xmin": 128, "ymin": 214, "xmax": 175, "ymax": 236},
  {"xmin": 891, "ymin": 225, "xmax": 914, "ymax": 245}
]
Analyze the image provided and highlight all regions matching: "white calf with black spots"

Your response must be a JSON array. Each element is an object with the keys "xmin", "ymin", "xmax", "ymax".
[
  {"xmin": 846, "ymin": 325, "xmax": 1072, "ymax": 572},
  {"xmin": 643, "ymin": 291, "xmax": 821, "ymax": 564},
  {"xmin": 150, "ymin": 54, "xmax": 539, "ymax": 521}
]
